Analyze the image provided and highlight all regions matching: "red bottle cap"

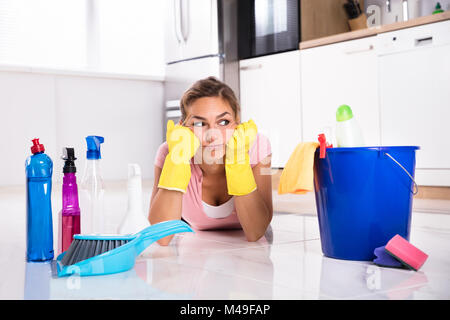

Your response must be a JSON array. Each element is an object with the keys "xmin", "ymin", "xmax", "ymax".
[
  {"xmin": 318, "ymin": 134, "xmax": 327, "ymax": 159},
  {"xmin": 318, "ymin": 133, "xmax": 333, "ymax": 159},
  {"xmin": 31, "ymin": 138, "xmax": 45, "ymax": 154}
]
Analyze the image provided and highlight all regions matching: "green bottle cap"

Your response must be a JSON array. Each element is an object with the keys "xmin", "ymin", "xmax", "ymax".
[
  {"xmin": 433, "ymin": 2, "xmax": 444, "ymax": 14},
  {"xmin": 336, "ymin": 104, "xmax": 354, "ymax": 122}
]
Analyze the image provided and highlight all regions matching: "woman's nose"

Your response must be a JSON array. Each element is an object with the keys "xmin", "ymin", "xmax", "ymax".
[{"xmin": 203, "ymin": 127, "xmax": 222, "ymax": 144}]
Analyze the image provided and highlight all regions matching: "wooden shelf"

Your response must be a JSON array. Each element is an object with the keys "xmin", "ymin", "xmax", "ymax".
[{"xmin": 300, "ymin": 11, "xmax": 450, "ymax": 50}]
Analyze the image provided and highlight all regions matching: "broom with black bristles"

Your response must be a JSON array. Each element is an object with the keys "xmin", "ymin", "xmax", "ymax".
[{"xmin": 56, "ymin": 219, "xmax": 193, "ymax": 277}]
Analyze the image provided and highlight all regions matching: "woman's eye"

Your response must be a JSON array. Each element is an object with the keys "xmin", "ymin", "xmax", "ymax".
[
  {"xmin": 218, "ymin": 119, "xmax": 230, "ymax": 126},
  {"xmin": 193, "ymin": 121, "xmax": 204, "ymax": 127}
]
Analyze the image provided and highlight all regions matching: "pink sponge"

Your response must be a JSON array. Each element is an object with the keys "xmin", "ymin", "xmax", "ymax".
[{"xmin": 385, "ymin": 234, "xmax": 429, "ymax": 271}]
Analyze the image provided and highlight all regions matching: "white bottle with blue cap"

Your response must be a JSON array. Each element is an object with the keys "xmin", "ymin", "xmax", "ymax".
[{"xmin": 80, "ymin": 136, "xmax": 105, "ymax": 234}]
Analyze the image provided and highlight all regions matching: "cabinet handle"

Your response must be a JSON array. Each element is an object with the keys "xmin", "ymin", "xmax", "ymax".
[
  {"xmin": 240, "ymin": 64, "xmax": 263, "ymax": 71},
  {"xmin": 344, "ymin": 45, "xmax": 374, "ymax": 55},
  {"xmin": 174, "ymin": 0, "xmax": 183, "ymax": 43},
  {"xmin": 415, "ymin": 36, "xmax": 433, "ymax": 46},
  {"xmin": 180, "ymin": 0, "xmax": 190, "ymax": 42}
]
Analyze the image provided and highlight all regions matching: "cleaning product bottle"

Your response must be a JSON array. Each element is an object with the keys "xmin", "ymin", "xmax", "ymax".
[
  {"xmin": 433, "ymin": 2, "xmax": 444, "ymax": 14},
  {"xmin": 59, "ymin": 147, "xmax": 81, "ymax": 254},
  {"xmin": 335, "ymin": 104, "xmax": 365, "ymax": 148},
  {"xmin": 80, "ymin": 136, "xmax": 105, "ymax": 234},
  {"xmin": 25, "ymin": 138, "xmax": 54, "ymax": 262},
  {"xmin": 118, "ymin": 164, "xmax": 150, "ymax": 235}
]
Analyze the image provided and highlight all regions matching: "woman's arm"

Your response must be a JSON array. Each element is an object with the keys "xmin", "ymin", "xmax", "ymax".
[
  {"xmin": 234, "ymin": 155, "xmax": 273, "ymax": 242},
  {"xmin": 149, "ymin": 120, "xmax": 200, "ymax": 246},
  {"xmin": 148, "ymin": 165, "xmax": 184, "ymax": 246}
]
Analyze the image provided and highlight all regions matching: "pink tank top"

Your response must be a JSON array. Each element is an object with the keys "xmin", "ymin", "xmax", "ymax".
[{"xmin": 154, "ymin": 133, "xmax": 271, "ymax": 230}]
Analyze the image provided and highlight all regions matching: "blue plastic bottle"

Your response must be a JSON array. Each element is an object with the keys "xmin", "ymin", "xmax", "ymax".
[{"xmin": 26, "ymin": 138, "xmax": 54, "ymax": 262}]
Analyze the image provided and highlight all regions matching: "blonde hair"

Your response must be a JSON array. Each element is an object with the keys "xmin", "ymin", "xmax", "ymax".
[{"xmin": 180, "ymin": 76, "xmax": 240, "ymax": 123}]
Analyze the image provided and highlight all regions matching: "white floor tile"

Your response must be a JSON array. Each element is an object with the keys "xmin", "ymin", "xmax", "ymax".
[{"xmin": 1, "ymin": 183, "xmax": 449, "ymax": 300}]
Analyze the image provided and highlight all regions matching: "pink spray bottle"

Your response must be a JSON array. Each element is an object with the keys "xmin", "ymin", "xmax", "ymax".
[{"xmin": 58, "ymin": 147, "xmax": 81, "ymax": 254}]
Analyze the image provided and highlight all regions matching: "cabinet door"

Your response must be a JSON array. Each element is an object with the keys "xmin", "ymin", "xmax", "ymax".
[
  {"xmin": 239, "ymin": 50, "xmax": 302, "ymax": 168},
  {"xmin": 300, "ymin": 36, "xmax": 380, "ymax": 147},
  {"xmin": 183, "ymin": 0, "xmax": 219, "ymax": 59},
  {"xmin": 164, "ymin": 0, "xmax": 183, "ymax": 63},
  {"xmin": 378, "ymin": 23, "xmax": 450, "ymax": 174},
  {"xmin": 165, "ymin": 0, "xmax": 219, "ymax": 63}
]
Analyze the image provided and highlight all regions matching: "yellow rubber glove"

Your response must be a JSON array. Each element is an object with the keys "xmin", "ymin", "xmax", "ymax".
[
  {"xmin": 158, "ymin": 120, "xmax": 201, "ymax": 193},
  {"xmin": 225, "ymin": 119, "xmax": 258, "ymax": 196}
]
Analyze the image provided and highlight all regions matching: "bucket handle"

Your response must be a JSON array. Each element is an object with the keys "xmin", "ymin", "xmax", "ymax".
[{"xmin": 384, "ymin": 152, "xmax": 419, "ymax": 195}]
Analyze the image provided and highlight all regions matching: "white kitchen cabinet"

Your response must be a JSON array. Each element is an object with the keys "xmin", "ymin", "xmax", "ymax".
[
  {"xmin": 182, "ymin": 0, "xmax": 219, "ymax": 59},
  {"xmin": 164, "ymin": 0, "xmax": 183, "ymax": 63},
  {"xmin": 239, "ymin": 50, "xmax": 302, "ymax": 168},
  {"xmin": 164, "ymin": 0, "xmax": 219, "ymax": 63},
  {"xmin": 300, "ymin": 36, "xmax": 380, "ymax": 147},
  {"xmin": 377, "ymin": 20, "xmax": 450, "ymax": 186}
]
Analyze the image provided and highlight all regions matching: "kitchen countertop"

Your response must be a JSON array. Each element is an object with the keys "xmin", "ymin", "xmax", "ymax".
[
  {"xmin": 300, "ymin": 11, "xmax": 450, "ymax": 50},
  {"xmin": 0, "ymin": 64, "xmax": 165, "ymax": 82}
]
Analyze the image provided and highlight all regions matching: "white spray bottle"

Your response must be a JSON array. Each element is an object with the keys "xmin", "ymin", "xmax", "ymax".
[
  {"xmin": 118, "ymin": 163, "xmax": 150, "ymax": 234},
  {"xmin": 80, "ymin": 135, "xmax": 105, "ymax": 234}
]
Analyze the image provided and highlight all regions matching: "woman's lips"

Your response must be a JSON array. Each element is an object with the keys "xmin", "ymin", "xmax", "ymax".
[{"xmin": 203, "ymin": 144, "xmax": 223, "ymax": 148}]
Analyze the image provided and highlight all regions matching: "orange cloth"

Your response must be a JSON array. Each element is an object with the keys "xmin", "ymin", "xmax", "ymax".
[{"xmin": 277, "ymin": 142, "xmax": 319, "ymax": 195}]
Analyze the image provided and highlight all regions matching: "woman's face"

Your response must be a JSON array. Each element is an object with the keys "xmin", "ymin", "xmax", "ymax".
[{"xmin": 181, "ymin": 96, "xmax": 238, "ymax": 164}]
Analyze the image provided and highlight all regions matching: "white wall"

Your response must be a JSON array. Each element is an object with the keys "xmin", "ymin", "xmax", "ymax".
[{"xmin": 0, "ymin": 69, "xmax": 164, "ymax": 186}]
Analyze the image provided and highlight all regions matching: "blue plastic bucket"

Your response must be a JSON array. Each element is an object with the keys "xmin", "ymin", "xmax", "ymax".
[{"xmin": 313, "ymin": 146, "xmax": 420, "ymax": 261}]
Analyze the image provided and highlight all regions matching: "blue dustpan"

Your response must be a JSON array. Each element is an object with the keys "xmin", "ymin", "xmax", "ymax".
[{"xmin": 56, "ymin": 219, "xmax": 193, "ymax": 277}]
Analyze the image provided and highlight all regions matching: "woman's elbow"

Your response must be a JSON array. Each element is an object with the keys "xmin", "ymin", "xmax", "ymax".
[
  {"xmin": 156, "ymin": 235, "xmax": 174, "ymax": 246},
  {"xmin": 245, "ymin": 229, "xmax": 266, "ymax": 242},
  {"xmin": 245, "ymin": 219, "xmax": 272, "ymax": 242},
  {"xmin": 246, "ymin": 235, "xmax": 262, "ymax": 242}
]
